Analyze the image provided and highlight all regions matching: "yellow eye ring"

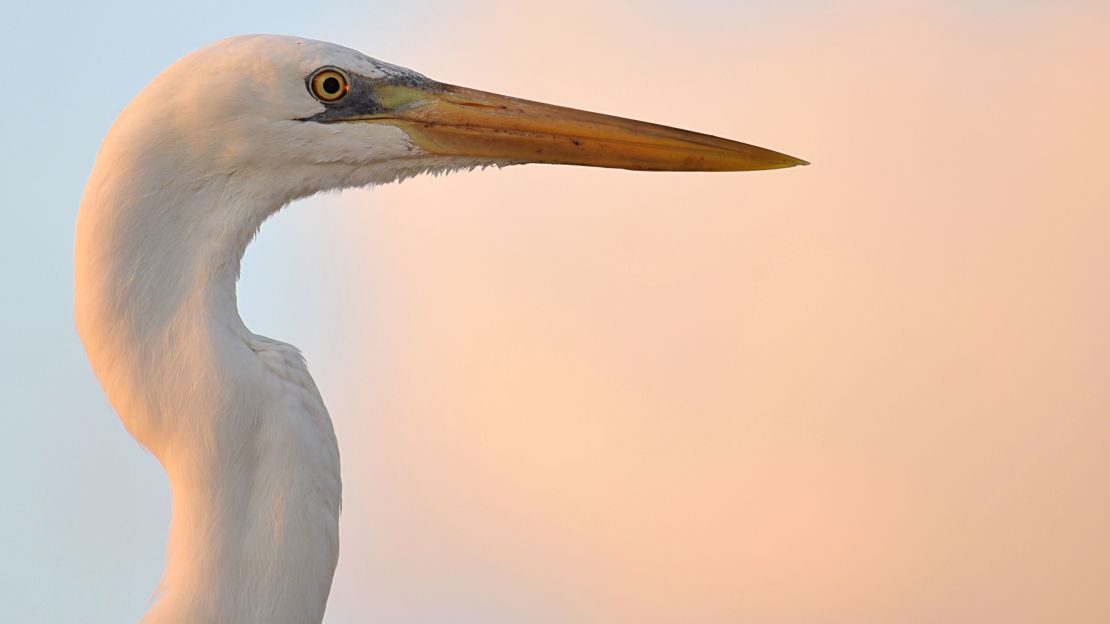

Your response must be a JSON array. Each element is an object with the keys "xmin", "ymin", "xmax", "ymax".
[{"xmin": 309, "ymin": 68, "xmax": 349, "ymax": 102}]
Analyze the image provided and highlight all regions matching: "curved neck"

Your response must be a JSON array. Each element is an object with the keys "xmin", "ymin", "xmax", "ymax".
[{"xmin": 76, "ymin": 163, "xmax": 341, "ymax": 623}]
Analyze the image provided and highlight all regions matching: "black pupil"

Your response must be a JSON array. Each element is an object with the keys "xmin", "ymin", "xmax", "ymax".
[{"xmin": 322, "ymin": 76, "xmax": 341, "ymax": 95}]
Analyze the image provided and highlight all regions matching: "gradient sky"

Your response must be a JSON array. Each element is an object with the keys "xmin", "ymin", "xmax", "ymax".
[{"xmin": 3, "ymin": 1, "xmax": 1110, "ymax": 622}]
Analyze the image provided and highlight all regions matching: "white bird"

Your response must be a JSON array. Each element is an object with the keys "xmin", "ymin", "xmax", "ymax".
[{"xmin": 75, "ymin": 34, "xmax": 805, "ymax": 623}]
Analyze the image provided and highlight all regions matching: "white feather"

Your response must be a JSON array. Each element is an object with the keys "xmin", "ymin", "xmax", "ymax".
[{"xmin": 75, "ymin": 34, "xmax": 509, "ymax": 623}]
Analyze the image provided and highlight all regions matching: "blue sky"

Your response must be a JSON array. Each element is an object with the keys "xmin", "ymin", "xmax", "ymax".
[{"xmin": 0, "ymin": 2, "xmax": 438, "ymax": 620}]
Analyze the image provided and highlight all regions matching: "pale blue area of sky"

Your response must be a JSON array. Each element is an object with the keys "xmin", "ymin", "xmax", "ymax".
[
  {"xmin": 0, "ymin": 2, "xmax": 425, "ymax": 621},
  {"xmin": 0, "ymin": 0, "xmax": 1083, "ymax": 622}
]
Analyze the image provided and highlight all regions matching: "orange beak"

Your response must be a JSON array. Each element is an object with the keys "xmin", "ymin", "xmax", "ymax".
[{"xmin": 354, "ymin": 82, "xmax": 807, "ymax": 172}]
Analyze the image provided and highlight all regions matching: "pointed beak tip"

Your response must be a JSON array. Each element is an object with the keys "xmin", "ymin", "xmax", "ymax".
[
  {"xmin": 737, "ymin": 155, "xmax": 808, "ymax": 172},
  {"xmin": 774, "ymin": 151, "xmax": 809, "ymax": 168},
  {"xmin": 769, "ymin": 155, "xmax": 808, "ymax": 170}
]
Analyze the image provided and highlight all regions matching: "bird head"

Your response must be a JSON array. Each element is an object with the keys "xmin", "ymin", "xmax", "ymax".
[{"xmin": 105, "ymin": 34, "xmax": 805, "ymax": 206}]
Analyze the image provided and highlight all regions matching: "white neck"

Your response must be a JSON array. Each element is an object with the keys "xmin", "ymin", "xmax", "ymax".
[{"xmin": 76, "ymin": 154, "xmax": 341, "ymax": 623}]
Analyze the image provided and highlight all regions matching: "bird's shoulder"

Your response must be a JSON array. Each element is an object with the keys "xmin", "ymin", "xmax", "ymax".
[{"xmin": 246, "ymin": 334, "xmax": 321, "ymax": 400}]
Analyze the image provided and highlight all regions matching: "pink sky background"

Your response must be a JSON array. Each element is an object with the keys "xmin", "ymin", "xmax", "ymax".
[{"xmin": 239, "ymin": 2, "xmax": 1110, "ymax": 621}]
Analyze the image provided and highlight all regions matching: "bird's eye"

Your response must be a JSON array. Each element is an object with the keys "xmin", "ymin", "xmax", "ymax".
[{"xmin": 309, "ymin": 68, "xmax": 349, "ymax": 102}]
